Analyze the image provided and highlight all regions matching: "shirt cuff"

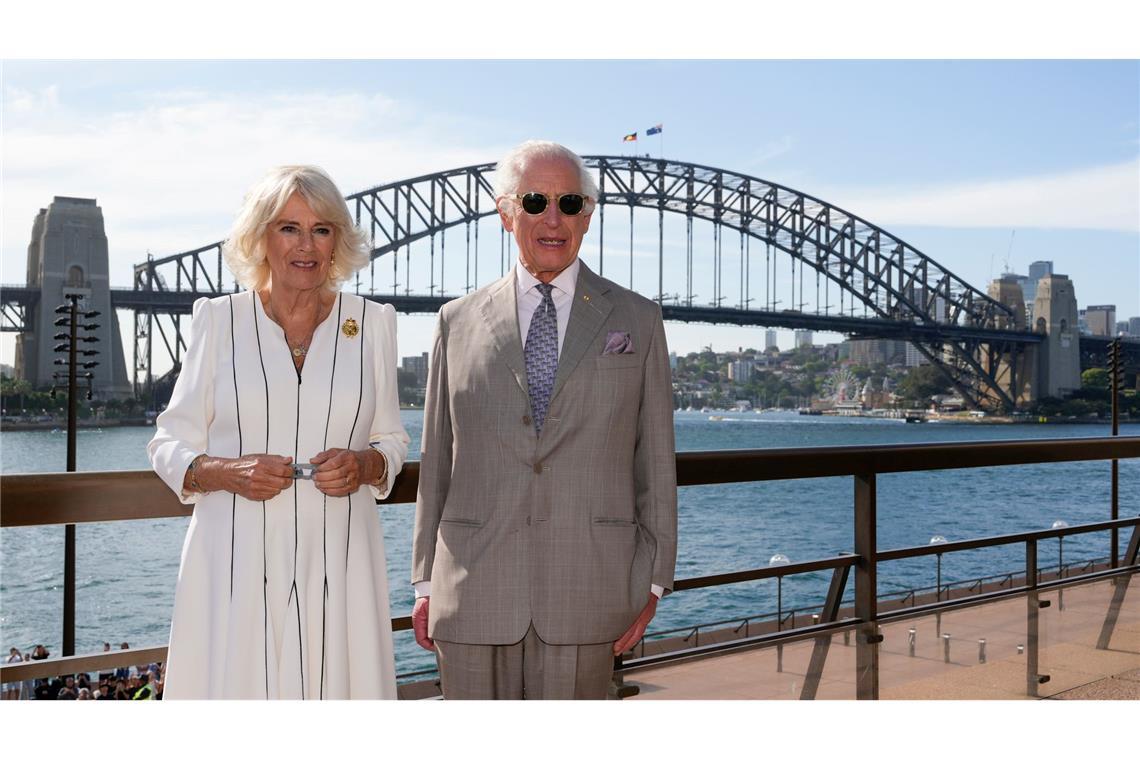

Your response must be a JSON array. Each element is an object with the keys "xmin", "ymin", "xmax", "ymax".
[
  {"xmin": 414, "ymin": 581, "xmax": 431, "ymax": 599},
  {"xmin": 651, "ymin": 584, "xmax": 664, "ymax": 599},
  {"xmin": 367, "ymin": 443, "xmax": 394, "ymax": 500}
]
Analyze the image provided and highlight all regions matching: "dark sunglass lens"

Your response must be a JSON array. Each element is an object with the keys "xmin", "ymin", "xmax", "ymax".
[
  {"xmin": 557, "ymin": 194, "xmax": 585, "ymax": 215},
  {"xmin": 521, "ymin": 193, "xmax": 548, "ymax": 215}
]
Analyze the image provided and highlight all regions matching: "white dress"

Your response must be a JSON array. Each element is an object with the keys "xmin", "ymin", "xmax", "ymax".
[{"xmin": 148, "ymin": 291, "xmax": 409, "ymax": 699}]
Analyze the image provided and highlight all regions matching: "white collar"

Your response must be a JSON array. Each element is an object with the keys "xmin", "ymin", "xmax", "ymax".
[{"xmin": 515, "ymin": 257, "xmax": 580, "ymax": 297}]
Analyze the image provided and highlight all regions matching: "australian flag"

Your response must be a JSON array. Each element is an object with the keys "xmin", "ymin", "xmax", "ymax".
[{"xmin": 646, "ymin": 124, "xmax": 663, "ymax": 136}]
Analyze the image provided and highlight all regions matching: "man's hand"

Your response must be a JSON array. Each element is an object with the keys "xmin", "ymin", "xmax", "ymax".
[
  {"xmin": 613, "ymin": 593, "xmax": 658, "ymax": 655},
  {"xmin": 412, "ymin": 596, "xmax": 434, "ymax": 651}
]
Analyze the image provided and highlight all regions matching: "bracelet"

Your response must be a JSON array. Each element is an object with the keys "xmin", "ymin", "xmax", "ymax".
[
  {"xmin": 188, "ymin": 454, "xmax": 206, "ymax": 492},
  {"xmin": 367, "ymin": 445, "xmax": 386, "ymax": 486}
]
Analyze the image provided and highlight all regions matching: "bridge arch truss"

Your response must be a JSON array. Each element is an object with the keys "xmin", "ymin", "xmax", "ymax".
[{"xmin": 132, "ymin": 157, "xmax": 1032, "ymax": 410}]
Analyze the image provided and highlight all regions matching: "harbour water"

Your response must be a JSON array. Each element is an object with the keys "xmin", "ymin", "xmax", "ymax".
[{"xmin": 2, "ymin": 411, "xmax": 1137, "ymax": 679}]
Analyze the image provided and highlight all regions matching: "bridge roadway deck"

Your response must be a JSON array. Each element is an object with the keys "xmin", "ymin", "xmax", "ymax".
[{"xmin": 1, "ymin": 284, "xmax": 1052, "ymax": 344}]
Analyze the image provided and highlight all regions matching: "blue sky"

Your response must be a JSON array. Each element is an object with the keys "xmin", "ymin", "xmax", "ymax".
[{"xmin": 3, "ymin": 59, "xmax": 1138, "ymax": 368}]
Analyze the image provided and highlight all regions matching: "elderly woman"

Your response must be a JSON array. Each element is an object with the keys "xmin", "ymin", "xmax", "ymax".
[{"xmin": 148, "ymin": 165, "xmax": 409, "ymax": 699}]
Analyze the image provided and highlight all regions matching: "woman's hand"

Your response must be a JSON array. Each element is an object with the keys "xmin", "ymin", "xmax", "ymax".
[
  {"xmin": 311, "ymin": 447, "xmax": 384, "ymax": 497},
  {"xmin": 188, "ymin": 454, "xmax": 294, "ymax": 501}
]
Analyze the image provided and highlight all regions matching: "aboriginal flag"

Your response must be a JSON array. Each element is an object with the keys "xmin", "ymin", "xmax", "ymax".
[{"xmin": 623, "ymin": 132, "xmax": 637, "ymax": 142}]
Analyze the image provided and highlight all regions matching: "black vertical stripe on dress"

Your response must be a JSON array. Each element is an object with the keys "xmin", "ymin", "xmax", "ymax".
[
  {"xmin": 251, "ymin": 293, "xmax": 271, "ymax": 699},
  {"xmin": 344, "ymin": 299, "xmax": 367, "ymax": 574},
  {"xmin": 318, "ymin": 294, "xmax": 343, "ymax": 700},
  {"xmin": 228, "ymin": 296, "xmax": 243, "ymax": 600},
  {"xmin": 289, "ymin": 311, "xmax": 304, "ymax": 700}
]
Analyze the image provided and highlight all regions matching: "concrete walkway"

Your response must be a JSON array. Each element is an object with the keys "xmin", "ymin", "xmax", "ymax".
[{"xmin": 625, "ymin": 576, "xmax": 1138, "ymax": 700}]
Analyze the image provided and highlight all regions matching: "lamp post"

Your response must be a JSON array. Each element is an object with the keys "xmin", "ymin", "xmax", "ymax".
[
  {"xmin": 930, "ymin": 535, "xmax": 947, "ymax": 636},
  {"xmin": 769, "ymin": 553, "xmax": 790, "ymax": 673},
  {"xmin": 1052, "ymin": 519, "xmax": 1068, "ymax": 611},
  {"xmin": 51, "ymin": 294, "xmax": 100, "ymax": 656}
]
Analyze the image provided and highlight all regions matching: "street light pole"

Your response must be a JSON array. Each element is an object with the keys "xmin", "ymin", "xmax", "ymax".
[{"xmin": 52, "ymin": 293, "xmax": 99, "ymax": 657}]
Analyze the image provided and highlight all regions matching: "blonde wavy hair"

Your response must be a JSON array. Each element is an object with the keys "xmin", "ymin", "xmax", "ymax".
[{"xmin": 223, "ymin": 165, "xmax": 370, "ymax": 292}]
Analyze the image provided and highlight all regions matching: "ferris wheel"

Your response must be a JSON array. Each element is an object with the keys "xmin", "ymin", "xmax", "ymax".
[{"xmin": 823, "ymin": 368, "xmax": 860, "ymax": 404}]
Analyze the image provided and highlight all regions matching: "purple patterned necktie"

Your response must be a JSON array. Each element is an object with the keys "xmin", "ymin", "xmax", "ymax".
[{"xmin": 524, "ymin": 283, "xmax": 558, "ymax": 435}]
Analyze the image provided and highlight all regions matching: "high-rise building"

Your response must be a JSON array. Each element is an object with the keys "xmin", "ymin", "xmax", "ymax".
[
  {"xmin": 401, "ymin": 352, "xmax": 429, "ymax": 386},
  {"xmin": 1024, "ymin": 261, "xmax": 1053, "ymax": 322},
  {"xmin": 1085, "ymin": 305, "xmax": 1115, "ymax": 337},
  {"xmin": 15, "ymin": 197, "xmax": 132, "ymax": 398},
  {"xmin": 1117, "ymin": 321, "xmax": 1130, "ymax": 337},
  {"xmin": 1130, "ymin": 317, "xmax": 1140, "ymax": 337},
  {"xmin": 794, "ymin": 330, "xmax": 813, "ymax": 348},
  {"xmin": 905, "ymin": 343, "xmax": 929, "ymax": 368},
  {"xmin": 728, "ymin": 359, "xmax": 755, "ymax": 383},
  {"xmin": 764, "ymin": 329, "xmax": 778, "ymax": 351}
]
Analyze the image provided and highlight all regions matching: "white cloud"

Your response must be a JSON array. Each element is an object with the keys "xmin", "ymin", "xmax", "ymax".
[
  {"xmin": 2, "ymin": 87, "xmax": 510, "ymax": 285},
  {"xmin": 822, "ymin": 159, "xmax": 1140, "ymax": 233}
]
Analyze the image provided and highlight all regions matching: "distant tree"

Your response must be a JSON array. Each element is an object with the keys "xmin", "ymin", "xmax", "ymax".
[
  {"xmin": 1081, "ymin": 368, "xmax": 1109, "ymax": 390},
  {"xmin": 897, "ymin": 365, "xmax": 953, "ymax": 404}
]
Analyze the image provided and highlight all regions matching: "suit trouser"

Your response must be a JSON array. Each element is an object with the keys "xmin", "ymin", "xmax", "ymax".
[{"xmin": 435, "ymin": 624, "xmax": 613, "ymax": 699}]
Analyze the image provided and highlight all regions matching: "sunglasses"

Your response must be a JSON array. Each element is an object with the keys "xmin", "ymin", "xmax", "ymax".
[{"xmin": 511, "ymin": 192, "xmax": 593, "ymax": 216}]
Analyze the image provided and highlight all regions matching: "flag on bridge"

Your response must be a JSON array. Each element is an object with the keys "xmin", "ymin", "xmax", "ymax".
[
  {"xmin": 623, "ymin": 132, "xmax": 637, "ymax": 142},
  {"xmin": 647, "ymin": 124, "xmax": 663, "ymax": 136}
]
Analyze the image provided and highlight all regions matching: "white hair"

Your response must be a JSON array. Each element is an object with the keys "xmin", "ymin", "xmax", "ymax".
[
  {"xmin": 222, "ymin": 165, "xmax": 370, "ymax": 292},
  {"xmin": 493, "ymin": 140, "xmax": 599, "ymax": 200}
]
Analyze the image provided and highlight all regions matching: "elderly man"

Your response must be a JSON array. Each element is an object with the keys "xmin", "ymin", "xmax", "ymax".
[{"xmin": 411, "ymin": 140, "xmax": 677, "ymax": 699}]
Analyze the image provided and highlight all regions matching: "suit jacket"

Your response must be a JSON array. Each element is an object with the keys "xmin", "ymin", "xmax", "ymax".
[{"xmin": 412, "ymin": 262, "xmax": 677, "ymax": 646}]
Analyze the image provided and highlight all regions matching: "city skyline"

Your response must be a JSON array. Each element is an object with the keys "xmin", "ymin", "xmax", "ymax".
[{"xmin": 3, "ymin": 59, "xmax": 1138, "ymax": 371}]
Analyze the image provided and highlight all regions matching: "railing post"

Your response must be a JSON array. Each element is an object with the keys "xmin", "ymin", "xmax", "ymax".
[
  {"xmin": 1026, "ymin": 539, "xmax": 1041, "ymax": 697},
  {"xmin": 854, "ymin": 472, "xmax": 879, "ymax": 700}
]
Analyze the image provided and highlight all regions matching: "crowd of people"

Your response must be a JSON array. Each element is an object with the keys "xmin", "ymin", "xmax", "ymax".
[{"xmin": 4, "ymin": 642, "xmax": 164, "ymax": 700}]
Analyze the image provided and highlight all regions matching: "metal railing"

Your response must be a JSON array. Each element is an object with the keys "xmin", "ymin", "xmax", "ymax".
[{"xmin": 2, "ymin": 435, "xmax": 1139, "ymax": 698}]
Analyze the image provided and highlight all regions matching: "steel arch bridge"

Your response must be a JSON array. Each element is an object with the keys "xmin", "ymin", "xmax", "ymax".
[{"xmin": 130, "ymin": 156, "xmax": 1043, "ymax": 410}]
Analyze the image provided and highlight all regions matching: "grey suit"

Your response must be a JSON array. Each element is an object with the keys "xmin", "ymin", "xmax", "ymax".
[{"xmin": 412, "ymin": 262, "xmax": 677, "ymax": 650}]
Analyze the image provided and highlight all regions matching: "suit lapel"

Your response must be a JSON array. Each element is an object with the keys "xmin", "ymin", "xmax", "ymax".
[
  {"xmin": 550, "ymin": 264, "xmax": 612, "ymax": 404},
  {"xmin": 479, "ymin": 273, "xmax": 529, "ymax": 398}
]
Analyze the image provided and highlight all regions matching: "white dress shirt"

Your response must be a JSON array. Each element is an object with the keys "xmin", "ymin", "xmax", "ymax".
[
  {"xmin": 516, "ymin": 258, "xmax": 579, "ymax": 358},
  {"xmin": 416, "ymin": 257, "xmax": 661, "ymax": 601}
]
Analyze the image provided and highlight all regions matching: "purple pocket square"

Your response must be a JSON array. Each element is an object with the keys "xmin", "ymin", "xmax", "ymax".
[{"xmin": 603, "ymin": 331, "xmax": 634, "ymax": 354}]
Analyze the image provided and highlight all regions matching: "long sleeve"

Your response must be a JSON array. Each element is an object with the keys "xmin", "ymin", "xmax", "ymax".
[
  {"xmin": 147, "ymin": 297, "xmax": 217, "ymax": 505},
  {"xmin": 411, "ymin": 311, "xmax": 453, "ymax": 585},
  {"xmin": 367, "ymin": 302, "xmax": 410, "ymax": 501},
  {"xmin": 634, "ymin": 306, "xmax": 678, "ymax": 592}
]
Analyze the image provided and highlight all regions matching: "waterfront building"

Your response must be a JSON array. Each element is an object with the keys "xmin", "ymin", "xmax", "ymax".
[
  {"xmin": 15, "ymin": 197, "xmax": 132, "ymax": 398},
  {"xmin": 401, "ymin": 352, "xmax": 430, "ymax": 386},
  {"xmin": 1084, "ymin": 305, "xmax": 1116, "ymax": 337}
]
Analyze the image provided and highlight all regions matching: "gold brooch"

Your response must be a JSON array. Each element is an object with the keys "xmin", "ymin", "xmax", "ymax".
[{"xmin": 341, "ymin": 317, "xmax": 359, "ymax": 338}]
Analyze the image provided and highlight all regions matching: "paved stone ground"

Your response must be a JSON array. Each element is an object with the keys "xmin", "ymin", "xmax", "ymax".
[{"xmin": 624, "ymin": 576, "xmax": 1138, "ymax": 700}]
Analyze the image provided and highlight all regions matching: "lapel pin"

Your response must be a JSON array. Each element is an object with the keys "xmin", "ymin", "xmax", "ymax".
[
  {"xmin": 582, "ymin": 295, "xmax": 591, "ymax": 302},
  {"xmin": 341, "ymin": 317, "xmax": 359, "ymax": 338}
]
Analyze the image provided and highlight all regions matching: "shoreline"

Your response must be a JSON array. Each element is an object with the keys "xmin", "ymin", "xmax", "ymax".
[{"xmin": 1, "ymin": 418, "xmax": 154, "ymax": 432}]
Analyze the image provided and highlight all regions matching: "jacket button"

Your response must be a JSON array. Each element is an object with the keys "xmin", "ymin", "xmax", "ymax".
[
  {"xmin": 522, "ymin": 415, "xmax": 531, "ymax": 426},
  {"xmin": 533, "ymin": 462, "xmax": 542, "ymax": 474}
]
